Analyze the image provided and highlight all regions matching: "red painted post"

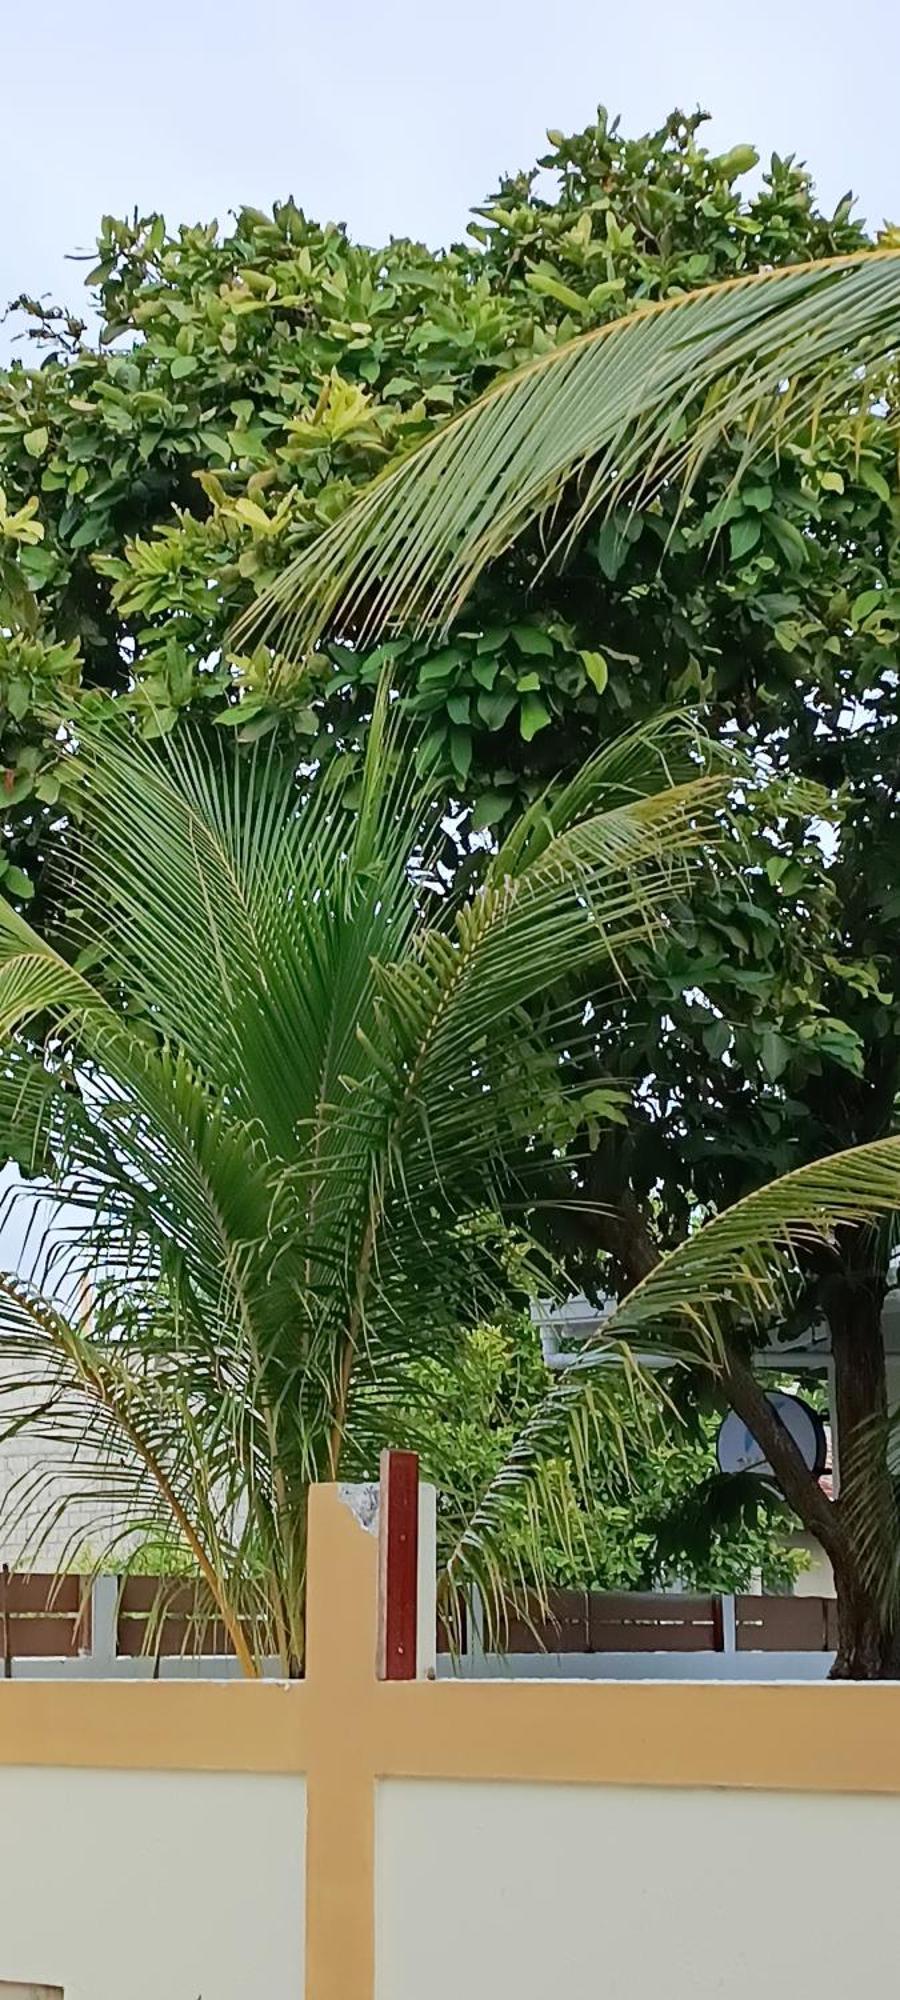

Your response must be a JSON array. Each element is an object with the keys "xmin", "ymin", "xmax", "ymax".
[{"xmin": 377, "ymin": 1448, "xmax": 419, "ymax": 1680}]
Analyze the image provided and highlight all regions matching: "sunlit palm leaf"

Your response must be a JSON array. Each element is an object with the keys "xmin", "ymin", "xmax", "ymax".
[{"xmin": 239, "ymin": 250, "xmax": 900, "ymax": 656}]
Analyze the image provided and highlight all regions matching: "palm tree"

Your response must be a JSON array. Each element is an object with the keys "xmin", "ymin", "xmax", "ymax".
[
  {"xmin": 3, "ymin": 704, "xmax": 900, "ymax": 1673},
  {"xmin": 0, "ymin": 698, "xmax": 730, "ymax": 1674}
]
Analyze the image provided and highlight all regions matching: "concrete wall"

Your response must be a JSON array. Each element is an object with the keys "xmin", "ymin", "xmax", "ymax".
[
  {"xmin": 1, "ymin": 1485, "xmax": 899, "ymax": 2000},
  {"xmin": 787, "ymin": 1528, "xmax": 836, "ymax": 1596},
  {"xmin": 0, "ymin": 1767, "xmax": 305, "ymax": 2000},
  {"xmin": 376, "ymin": 1777, "xmax": 900, "ymax": 2000}
]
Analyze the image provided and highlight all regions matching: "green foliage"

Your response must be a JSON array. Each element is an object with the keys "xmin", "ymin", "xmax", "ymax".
[
  {"xmin": 4, "ymin": 106, "xmax": 900, "ymax": 1656},
  {"xmin": 0, "ymin": 703, "xmax": 724, "ymax": 1672},
  {"xmin": 0, "ymin": 109, "xmax": 894, "ymax": 1231},
  {"xmin": 0, "ymin": 110, "xmax": 881, "ymax": 887},
  {"xmin": 406, "ymin": 1317, "xmax": 801, "ymax": 1593}
]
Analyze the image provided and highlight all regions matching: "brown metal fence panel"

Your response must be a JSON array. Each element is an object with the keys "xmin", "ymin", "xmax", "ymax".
[
  {"xmin": 501, "ymin": 1589, "xmax": 592, "ymax": 1655},
  {"xmin": 0, "ymin": 1572, "xmax": 839, "ymax": 1663},
  {"xmin": 489, "ymin": 1588, "xmax": 722, "ymax": 1654},
  {"xmin": 456, "ymin": 1589, "xmax": 836, "ymax": 1656},
  {"xmin": 0, "ymin": 1567, "xmax": 91, "ymax": 1672},
  {"xmin": 116, "ymin": 1577, "xmax": 235, "ymax": 1658},
  {"xmin": 591, "ymin": 1592, "xmax": 722, "ymax": 1652},
  {"xmin": 735, "ymin": 1595, "xmax": 832, "ymax": 1652}
]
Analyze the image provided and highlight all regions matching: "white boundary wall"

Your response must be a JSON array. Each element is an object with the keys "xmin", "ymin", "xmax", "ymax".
[
  {"xmin": 0, "ymin": 1767, "xmax": 305, "ymax": 1999},
  {"xmin": 376, "ymin": 1778, "xmax": 900, "ymax": 2000}
]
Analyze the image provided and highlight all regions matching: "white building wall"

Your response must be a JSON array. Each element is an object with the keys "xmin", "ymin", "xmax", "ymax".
[
  {"xmin": 0, "ymin": 1767, "xmax": 305, "ymax": 2000},
  {"xmin": 376, "ymin": 1777, "xmax": 900, "ymax": 2000}
]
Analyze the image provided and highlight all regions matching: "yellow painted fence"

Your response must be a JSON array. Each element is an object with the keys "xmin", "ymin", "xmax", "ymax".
[{"xmin": 1, "ymin": 1483, "xmax": 900, "ymax": 1998}]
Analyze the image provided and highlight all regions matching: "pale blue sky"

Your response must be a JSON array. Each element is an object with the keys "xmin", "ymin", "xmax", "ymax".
[{"xmin": 3, "ymin": 0, "xmax": 899, "ymax": 355}]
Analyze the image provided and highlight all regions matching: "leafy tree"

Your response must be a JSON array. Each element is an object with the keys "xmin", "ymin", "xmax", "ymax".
[
  {"xmin": 275, "ymin": 224, "xmax": 900, "ymax": 1670},
  {"xmin": 0, "ymin": 110, "xmax": 880, "ymax": 896},
  {"xmin": 4, "ymin": 108, "xmax": 900, "ymax": 1670},
  {"xmin": 406, "ymin": 1318, "xmax": 803, "ymax": 1596}
]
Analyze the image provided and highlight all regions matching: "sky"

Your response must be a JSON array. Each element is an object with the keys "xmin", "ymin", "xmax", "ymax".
[{"xmin": 2, "ymin": 0, "xmax": 899, "ymax": 361}]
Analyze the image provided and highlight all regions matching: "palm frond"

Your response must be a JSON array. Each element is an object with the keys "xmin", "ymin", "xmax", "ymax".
[
  {"xmin": 446, "ymin": 1136, "xmax": 900, "ymax": 1611},
  {"xmin": 0, "ymin": 702, "xmax": 730, "ymax": 1669},
  {"xmin": 239, "ymin": 250, "xmax": 900, "ymax": 654}
]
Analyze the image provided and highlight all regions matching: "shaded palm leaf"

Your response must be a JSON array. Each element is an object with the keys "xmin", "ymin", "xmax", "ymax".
[{"xmin": 449, "ymin": 1136, "xmax": 900, "ymax": 1619}]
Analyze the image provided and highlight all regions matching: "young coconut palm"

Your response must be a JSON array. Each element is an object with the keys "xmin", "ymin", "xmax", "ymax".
[{"xmin": 0, "ymin": 699, "xmax": 729, "ymax": 1674}]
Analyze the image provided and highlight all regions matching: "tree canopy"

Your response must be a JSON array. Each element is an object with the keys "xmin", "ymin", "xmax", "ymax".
[
  {"xmin": 1, "ymin": 108, "xmax": 895, "ymax": 1220},
  {"xmin": 4, "ymin": 105, "xmax": 900, "ymax": 1668}
]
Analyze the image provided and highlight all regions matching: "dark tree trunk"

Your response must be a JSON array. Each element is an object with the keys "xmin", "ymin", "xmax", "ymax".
[
  {"xmin": 547, "ymin": 1183, "xmax": 900, "ymax": 1678},
  {"xmin": 829, "ymin": 1554, "xmax": 900, "ymax": 1678},
  {"xmin": 723, "ymin": 1315, "xmax": 900, "ymax": 1681},
  {"xmin": 827, "ymin": 1263, "xmax": 900, "ymax": 1679}
]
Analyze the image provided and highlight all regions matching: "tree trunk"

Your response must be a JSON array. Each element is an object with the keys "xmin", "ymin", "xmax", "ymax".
[
  {"xmin": 722, "ymin": 1334, "xmax": 899, "ymax": 1678},
  {"xmin": 827, "ymin": 1265, "xmax": 900, "ymax": 1679},
  {"xmin": 830, "ymin": 1552, "xmax": 900, "ymax": 1678}
]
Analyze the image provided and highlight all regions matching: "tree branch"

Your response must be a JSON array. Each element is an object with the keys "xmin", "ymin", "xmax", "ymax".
[{"xmin": 720, "ymin": 1344, "xmax": 849, "ymax": 1569}]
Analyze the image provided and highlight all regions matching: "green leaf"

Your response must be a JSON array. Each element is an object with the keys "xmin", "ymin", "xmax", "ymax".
[
  {"xmin": 171, "ymin": 354, "xmax": 199, "ymax": 380},
  {"xmin": 580, "ymin": 650, "xmax": 608, "ymax": 694},
  {"xmin": 702, "ymin": 1018, "xmax": 731, "ymax": 1061},
  {"xmin": 471, "ymin": 790, "xmax": 510, "ymax": 832},
  {"xmin": 858, "ymin": 461, "xmax": 892, "ymax": 504},
  {"xmin": 511, "ymin": 624, "xmax": 555, "ymax": 656},
  {"xmin": 715, "ymin": 144, "xmax": 759, "ymax": 180},
  {"xmin": 765, "ymin": 515, "xmax": 808, "ymax": 568},
  {"xmin": 419, "ymin": 647, "xmax": 464, "ymax": 684},
  {"xmin": 729, "ymin": 516, "xmax": 761, "ymax": 561},
  {"xmin": 759, "ymin": 1029, "xmax": 790, "ymax": 1082},
  {"xmin": 449, "ymin": 724, "xmax": 472, "ymax": 781},
  {"xmin": 524, "ymin": 270, "xmax": 589, "ymax": 315},
  {"xmin": 581, "ymin": 1086, "xmax": 631, "ymax": 1126},
  {"xmin": 851, "ymin": 588, "xmax": 885, "ymax": 623},
  {"xmin": 4, "ymin": 867, "xmax": 35, "ymax": 900},
  {"xmin": 23, "ymin": 427, "xmax": 49, "ymax": 458},
  {"xmin": 515, "ymin": 672, "xmax": 542, "ymax": 693},
  {"xmin": 593, "ymin": 520, "xmax": 628, "ymax": 581},
  {"xmin": 519, "ymin": 694, "xmax": 551, "ymax": 742},
  {"xmin": 237, "ymin": 711, "xmax": 279, "ymax": 743},
  {"xmin": 477, "ymin": 690, "xmax": 517, "ymax": 731},
  {"xmin": 199, "ymin": 431, "xmax": 233, "ymax": 461}
]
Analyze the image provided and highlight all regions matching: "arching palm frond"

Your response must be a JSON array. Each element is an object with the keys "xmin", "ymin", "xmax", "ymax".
[
  {"xmin": 238, "ymin": 250, "xmax": 900, "ymax": 658},
  {"xmin": 448, "ymin": 1137, "xmax": 900, "ymax": 1621},
  {"xmin": 0, "ymin": 702, "xmax": 727, "ymax": 1671}
]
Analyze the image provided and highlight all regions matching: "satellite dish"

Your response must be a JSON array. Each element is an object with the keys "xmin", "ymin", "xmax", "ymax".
[{"xmin": 716, "ymin": 1392, "xmax": 827, "ymax": 1479}]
